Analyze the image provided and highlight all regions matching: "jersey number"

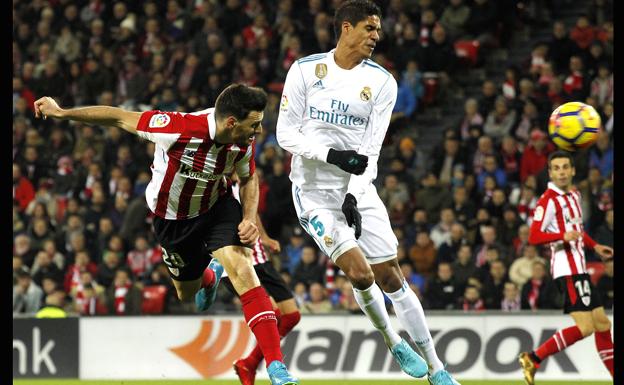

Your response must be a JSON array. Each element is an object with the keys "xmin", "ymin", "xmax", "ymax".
[
  {"xmin": 310, "ymin": 216, "xmax": 325, "ymax": 237},
  {"xmin": 161, "ymin": 247, "xmax": 186, "ymax": 268},
  {"xmin": 574, "ymin": 280, "xmax": 591, "ymax": 297}
]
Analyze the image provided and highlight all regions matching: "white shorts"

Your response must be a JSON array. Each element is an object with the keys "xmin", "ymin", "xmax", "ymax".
[{"xmin": 292, "ymin": 184, "xmax": 398, "ymax": 264}]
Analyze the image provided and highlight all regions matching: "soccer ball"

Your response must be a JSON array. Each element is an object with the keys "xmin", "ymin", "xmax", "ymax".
[{"xmin": 548, "ymin": 101, "xmax": 601, "ymax": 151}]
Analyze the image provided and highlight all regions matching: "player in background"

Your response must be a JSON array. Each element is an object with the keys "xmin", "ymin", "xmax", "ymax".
[
  {"xmin": 276, "ymin": 1, "xmax": 459, "ymax": 384},
  {"xmin": 33, "ymin": 86, "xmax": 298, "ymax": 385},
  {"xmin": 518, "ymin": 151, "xmax": 613, "ymax": 385},
  {"xmin": 218, "ymin": 174, "xmax": 301, "ymax": 385}
]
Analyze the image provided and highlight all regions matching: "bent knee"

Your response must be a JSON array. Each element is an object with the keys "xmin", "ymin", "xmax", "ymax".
[
  {"xmin": 176, "ymin": 289, "xmax": 195, "ymax": 302},
  {"xmin": 348, "ymin": 269, "xmax": 375, "ymax": 290}
]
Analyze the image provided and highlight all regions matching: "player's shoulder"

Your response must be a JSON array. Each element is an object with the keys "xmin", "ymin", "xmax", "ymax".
[
  {"xmin": 296, "ymin": 52, "xmax": 329, "ymax": 66},
  {"xmin": 362, "ymin": 58, "xmax": 391, "ymax": 75},
  {"xmin": 536, "ymin": 188, "xmax": 558, "ymax": 206}
]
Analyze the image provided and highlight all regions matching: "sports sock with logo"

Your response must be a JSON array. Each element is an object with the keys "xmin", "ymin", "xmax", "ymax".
[
  {"xmin": 245, "ymin": 308, "xmax": 302, "ymax": 369},
  {"xmin": 534, "ymin": 325, "xmax": 584, "ymax": 362},
  {"xmin": 240, "ymin": 286, "xmax": 283, "ymax": 366},
  {"xmin": 594, "ymin": 329, "xmax": 613, "ymax": 377},
  {"xmin": 385, "ymin": 280, "xmax": 444, "ymax": 374},
  {"xmin": 353, "ymin": 282, "xmax": 402, "ymax": 348}
]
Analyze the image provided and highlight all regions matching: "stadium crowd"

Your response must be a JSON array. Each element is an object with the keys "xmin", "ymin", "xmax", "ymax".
[{"xmin": 13, "ymin": 0, "xmax": 613, "ymax": 317}]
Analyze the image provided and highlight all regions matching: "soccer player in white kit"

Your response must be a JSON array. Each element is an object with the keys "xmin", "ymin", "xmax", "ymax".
[
  {"xmin": 276, "ymin": 1, "xmax": 460, "ymax": 384},
  {"xmin": 518, "ymin": 151, "xmax": 613, "ymax": 385}
]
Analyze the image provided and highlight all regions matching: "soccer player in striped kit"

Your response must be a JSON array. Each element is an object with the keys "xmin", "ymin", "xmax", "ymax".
[
  {"xmin": 518, "ymin": 151, "xmax": 613, "ymax": 385},
  {"xmin": 33, "ymin": 85, "xmax": 298, "ymax": 385}
]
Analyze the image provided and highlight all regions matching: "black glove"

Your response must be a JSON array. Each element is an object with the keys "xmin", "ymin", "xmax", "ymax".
[
  {"xmin": 342, "ymin": 193, "xmax": 362, "ymax": 239},
  {"xmin": 326, "ymin": 148, "xmax": 368, "ymax": 175}
]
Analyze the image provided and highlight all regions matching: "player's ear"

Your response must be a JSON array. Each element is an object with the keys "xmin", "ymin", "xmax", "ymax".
[
  {"xmin": 225, "ymin": 116, "xmax": 237, "ymax": 130},
  {"xmin": 342, "ymin": 21, "xmax": 352, "ymax": 35}
]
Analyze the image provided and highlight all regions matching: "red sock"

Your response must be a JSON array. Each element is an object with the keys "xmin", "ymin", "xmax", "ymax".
[
  {"xmin": 534, "ymin": 325, "xmax": 584, "ymax": 363},
  {"xmin": 241, "ymin": 287, "xmax": 282, "ymax": 367},
  {"xmin": 594, "ymin": 330, "xmax": 614, "ymax": 377},
  {"xmin": 278, "ymin": 310, "xmax": 301, "ymax": 337},
  {"xmin": 245, "ymin": 309, "xmax": 282, "ymax": 368},
  {"xmin": 202, "ymin": 267, "xmax": 215, "ymax": 288}
]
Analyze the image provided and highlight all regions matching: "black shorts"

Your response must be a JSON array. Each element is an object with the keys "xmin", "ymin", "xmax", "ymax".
[
  {"xmin": 152, "ymin": 194, "xmax": 247, "ymax": 281},
  {"xmin": 555, "ymin": 274, "xmax": 602, "ymax": 314},
  {"xmin": 222, "ymin": 262, "xmax": 293, "ymax": 303}
]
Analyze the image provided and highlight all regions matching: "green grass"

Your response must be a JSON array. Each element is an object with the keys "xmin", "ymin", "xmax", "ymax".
[{"xmin": 12, "ymin": 380, "xmax": 613, "ymax": 385}]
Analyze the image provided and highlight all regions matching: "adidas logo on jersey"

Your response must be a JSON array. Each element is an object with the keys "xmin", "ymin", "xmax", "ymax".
[{"xmin": 312, "ymin": 79, "xmax": 325, "ymax": 89}]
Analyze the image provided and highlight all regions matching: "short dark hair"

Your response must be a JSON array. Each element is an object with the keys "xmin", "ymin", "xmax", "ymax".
[
  {"xmin": 548, "ymin": 150, "xmax": 575, "ymax": 168},
  {"xmin": 214, "ymin": 84, "xmax": 268, "ymax": 121},
  {"xmin": 333, "ymin": 0, "xmax": 381, "ymax": 40}
]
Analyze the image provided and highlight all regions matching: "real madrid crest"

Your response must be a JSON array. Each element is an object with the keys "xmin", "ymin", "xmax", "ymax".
[
  {"xmin": 315, "ymin": 63, "xmax": 327, "ymax": 79},
  {"xmin": 360, "ymin": 86, "xmax": 372, "ymax": 101},
  {"xmin": 323, "ymin": 235, "xmax": 334, "ymax": 248}
]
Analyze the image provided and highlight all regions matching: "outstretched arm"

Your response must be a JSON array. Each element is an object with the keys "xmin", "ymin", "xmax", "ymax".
[{"xmin": 34, "ymin": 96, "xmax": 142, "ymax": 135}]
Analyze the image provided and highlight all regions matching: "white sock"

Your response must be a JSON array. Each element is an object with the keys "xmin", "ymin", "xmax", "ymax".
[
  {"xmin": 385, "ymin": 280, "xmax": 445, "ymax": 374},
  {"xmin": 353, "ymin": 282, "xmax": 403, "ymax": 348}
]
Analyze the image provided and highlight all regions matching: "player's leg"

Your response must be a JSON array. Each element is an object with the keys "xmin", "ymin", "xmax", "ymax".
[
  {"xmin": 152, "ymin": 214, "xmax": 216, "ymax": 303},
  {"xmin": 292, "ymin": 184, "xmax": 427, "ymax": 378},
  {"xmin": 214, "ymin": 245, "xmax": 298, "ymax": 385},
  {"xmin": 519, "ymin": 275, "xmax": 593, "ymax": 385},
  {"xmin": 592, "ymin": 306, "xmax": 613, "ymax": 376},
  {"xmin": 358, "ymin": 194, "xmax": 457, "ymax": 384},
  {"xmin": 235, "ymin": 262, "xmax": 302, "ymax": 384}
]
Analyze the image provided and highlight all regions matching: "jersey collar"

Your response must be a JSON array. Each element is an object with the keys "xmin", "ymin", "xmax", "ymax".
[
  {"xmin": 206, "ymin": 107, "xmax": 216, "ymax": 140},
  {"xmin": 548, "ymin": 181, "xmax": 571, "ymax": 196}
]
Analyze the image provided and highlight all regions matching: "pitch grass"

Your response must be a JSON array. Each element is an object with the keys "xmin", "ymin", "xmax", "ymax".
[{"xmin": 12, "ymin": 380, "xmax": 613, "ymax": 385}]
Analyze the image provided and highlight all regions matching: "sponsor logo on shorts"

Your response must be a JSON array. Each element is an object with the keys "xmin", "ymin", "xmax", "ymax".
[
  {"xmin": 167, "ymin": 266, "xmax": 180, "ymax": 277},
  {"xmin": 324, "ymin": 235, "xmax": 334, "ymax": 248},
  {"xmin": 149, "ymin": 113, "xmax": 171, "ymax": 128}
]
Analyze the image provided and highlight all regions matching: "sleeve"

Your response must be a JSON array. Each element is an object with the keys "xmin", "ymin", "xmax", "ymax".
[
  {"xmin": 528, "ymin": 198, "xmax": 564, "ymax": 244},
  {"xmin": 346, "ymin": 75, "xmax": 398, "ymax": 202},
  {"xmin": 583, "ymin": 232, "xmax": 597, "ymax": 249},
  {"xmin": 234, "ymin": 141, "xmax": 256, "ymax": 178},
  {"xmin": 276, "ymin": 61, "xmax": 332, "ymax": 162},
  {"xmin": 135, "ymin": 111, "xmax": 183, "ymax": 150}
]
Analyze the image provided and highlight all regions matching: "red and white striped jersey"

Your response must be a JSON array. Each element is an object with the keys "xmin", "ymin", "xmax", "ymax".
[
  {"xmin": 529, "ymin": 182, "xmax": 597, "ymax": 279},
  {"xmin": 136, "ymin": 108, "xmax": 255, "ymax": 220}
]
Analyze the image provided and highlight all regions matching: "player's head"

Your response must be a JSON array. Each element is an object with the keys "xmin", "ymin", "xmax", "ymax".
[
  {"xmin": 215, "ymin": 84, "xmax": 267, "ymax": 146},
  {"xmin": 333, "ymin": 0, "xmax": 382, "ymax": 59},
  {"xmin": 547, "ymin": 150, "xmax": 575, "ymax": 190}
]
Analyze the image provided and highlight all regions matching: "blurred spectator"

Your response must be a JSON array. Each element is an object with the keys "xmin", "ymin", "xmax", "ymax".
[
  {"xmin": 13, "ymin": 266, "xmax": 43, "ymax": 315},
  {"xmin": 431, "ymin": 137, "xmax": 468, "ymax": 187},
  {"xmin": 562, "ymin": 55, "xmax": 589, "ymax": 101},
  {"xmin": 520, "ymin": 260, "xmax": 558, "ymax": 310},
  {"xmin": 31, "ymin": 250, "xmax": 64, "ymax": 287},
  {"xmin": 379, "ymin": 174, "xmax": 410, "ymax": 209},
  {"xmin": 300, "ymin": 282, "xmax": 332, "ymax": 314},
  {"xmin": 36, "ymin": 289, "xmax": 69, "ymax": 318},
  {"xmin": 450, "ymin": 186, "xmax": 477, "ymax": 229},
  {"xmin": 477, "ymin": 155, "xmax": 507, "ymax": 192},
  {"xmin": 481, "ymin": 259, "xmax": 508, "ymax": 309},
  {"xmin": 589, "ymin": 62, "xmax": 613, "ymax": 108},
  {"xmin": 596, "ymin": 259, "xmax": 613, "ymax": 310},
  {"xmin": 292, "ymin": 246, "xmax": 325, "ymax": 288},
  {"xmin": 429, "ymin": 208, "xmax": 457, "ymax": 249},
  {"xmin": 63, "ymin": 251, "xmax": 98, "ymax": 294},
  {"xmin": 413, "ymin": 172, "xmax": 453, "ymax": 224},
  {"xmin": 593, "ymin": 208, "xmax": 613, "ymax": 247},
  {"xmin": 451, "ymin": 244, "xmax": 478, "ymax": 291},
  {"xmin": 97, "ymin": 250, "xmax": 124, "ymax": 289},
  {"xmin": 426, "ymin": 262, "xmax": 460, "ymax": 310},
  {"xmin": 569, "ymin": 15, "xmax": 596, "ymax": 51},
  {"xmin": 483, "ymin": 97, "xmax": 517, "ymax": 142},
  {"xmin": 439, "ymin": 0, "xmax": 470, "ymax": 41},
  {"xmin": 126, "ymin": 234, "xmax": 162, "ymax": 281},
  {"xmin": 105, "ymin": 268, "xmax": 142, "ymax": 315},
  {"xmin": 500, "ymin": 281, "xmax": 521, "ymax": 311},
  {"xmin": 408, "ymin": 231, "xmax": 437, "ymax": 279},
  {"xmin": 588, "ymin": 132, "xmax": 613, "ymax": 178},
  {"xmin": 292, "ymin": 282, "xmax": 308, "ymax": 308},
  {"xmin": 519, "ymin": 129, "xmax": 554, "ymax": 183},
  {"xmin": 283, "ymin": 227, "xmax": 305, "ymax": 274},
  {"xmin": 509, "ymin": 245, "xmax": 546, "ymax": 287},
  {"xmin": 548, "ymin": 21, "xmax": 580, "ymax": 74},
  {"xmin": 457, "ymin": 284, "xmax": 485, "ymax": 312},
  {"xmin": 13, "ymin": 164, "xmax": 36, "ymax": 213},
  {"xmin": 14, "ymin": 233, "xmax": 38, "ymax": 269},
  {"xmin": 437, "ymin": 223, "xmax": 467, "ymax": 263}
]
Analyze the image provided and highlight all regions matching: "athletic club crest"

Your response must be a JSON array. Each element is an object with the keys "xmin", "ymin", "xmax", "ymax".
[
  {"xmin": 315, "ymin": 63, "xmax": 327, "ymax": 79},
  {"xmin": 360, "ymin": 86, "xmax": 372, "ymax": 101}
]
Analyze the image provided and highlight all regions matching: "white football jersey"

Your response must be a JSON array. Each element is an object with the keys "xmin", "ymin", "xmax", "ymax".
[{"xmin": 276, "ymin": 49, "xmax": 397, "ymax": 202}]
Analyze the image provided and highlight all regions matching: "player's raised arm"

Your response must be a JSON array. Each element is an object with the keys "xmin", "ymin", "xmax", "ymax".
[
  {"xmin": 276, "ymin": 62, "xmax": 367, "ymax": 175},
  {"xmin": 34, "ymin": 96, "xmax": 142, "ymax": 135}
]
